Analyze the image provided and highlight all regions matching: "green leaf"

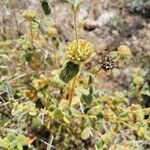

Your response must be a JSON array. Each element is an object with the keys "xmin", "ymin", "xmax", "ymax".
[
  {"xmin": 7, "ymin": 133, "xmax": 16, "ymax": 142},
  {"xmin": 89, "ymin": 86, "xmax": 93, "ymax": 95},
  {"xmin": 16, "ymin": 134, "xmax": 27, "ymax": 146},
  {"xmin": 141, "ymin": 83, "xmax": 150, "ymax": 96},
  {"xmin": 109, "ymin": 51, "xmax": 118, "ymax": 59},
  {"xmin": 17, "ymin": 143, "xmax": 23, "ymax": 150},
  {"xmin": 32, "ymin": 117, "xmax": 42, "ymax": 128},
  {"xmin": 1, "ymin": 133, "xmax": 17, "ymax": 148},
  {"xmin": 88, "ymin": 75, "xmax": 93, "ymax": 85},
  {"xmin": 41, "ymin": 0, "xmax": 51, "ymax": 15},
  {"xmin": 96, "ymin": 140, "xmax": 104, "ymax": 149},
  {"xmin": 53, "ymin": 109, "xmax": 64, "ymax": 120},
  {"xmin": 1, "ymin": 137, "xmax": 10, "ymax": 148},
  {"xmin": 112, "ymin": 68, "xmax": 120, "ymax": 77},
  {"xmin": 63, "ymin": 117, "xmax": 70, "ymax": 124},
  {"xmin": 81, "ymin": 127, "xmax": 91, "ymax": 140},
  {"xmin": 52, "ymin": 37, "xmax": 59, "ymax": 48},
  {"xmin": 0, "ymin": 54, "xmax": 10, "ymax": 61},
  {"xmin": 25, "ymin": 52, "xmax": 33, "ymax": 62},
  {"xmin": 59, "ymin": 61, "xmax": 80, "ymax": 83},
  {"xmin": 81, "ymin": 93, "xmax": 93, "ymax": 104}
]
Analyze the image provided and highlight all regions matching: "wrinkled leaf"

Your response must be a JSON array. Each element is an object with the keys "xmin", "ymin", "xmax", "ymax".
[
  {"xmin": 81, "ymin": 93, "xmax": 93, "ymax": 104},
  {"xmin": 1, "ymin": 137, "xmax": 10, "ymax": 148},
  {"xmin": 81, "ymin": 127, "xmax": 91, "ymax": 140},
  {"xmin": 88, "ymin": 75, "xmax": 93, "ymax": 85},
  {"xmin": 63, "ymin": 117, "xmax": 70, "ymax": 124},
  {"xmin": 53, "ymin": 109, "xmax": 64, "ymax": 120},
  {"xmin": 7, "ymin": 133, "xmax": 16, "ymax": 142},
  {"xmin": 41, "ymin": 0, "xmax": 51, "ymax": 15},
  {"xmin": 32, "ymin": 117, "xmax": 42, "ymax": 128},
  {"xmin": 25, "ymin": 52, "xmax": 33, "ymax": 62},
  {"xmin": 17, "ymin": 143, "xmax": 23, "ymax": 150},
  {"xmin": 16, "ymin": 134, "xmax": 27, "ymax": 146},
  {"xmin": 59, "ymin": 61, "xmax": 79, "ymax": 83},
  {"xmin": 52, "ymin": 37, "xmax": 59, "ymax": 48}
]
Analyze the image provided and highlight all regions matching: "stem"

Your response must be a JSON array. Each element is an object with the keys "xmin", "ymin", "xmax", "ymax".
[
  {"xmin": 120, "ymin": 120, "xmax": 137, "ymax": 131},
  {"xmin": 68, "ymin": 7, "xmax": 79, "ymax": 107},
  {"xmin": 69, "ymin": 75, "xmax": 77, "ymax": 107},
  {"xmin": 53, "ymin": 47, "xmax": 58, "ymax": 69},
  {"xmin": 135, "ymin": 86, "xmax": 141, "ymax": 103},
  {"xmin": 29, "ymin": 21, "xmax": 34, "ymax": 48},
  {"xmin": 145, "ymin": 120, "xmax": 150, "ymax": 124},
  {"xmin": 73, "ymin": 7, "xmax": 78, "ymax": 48}
]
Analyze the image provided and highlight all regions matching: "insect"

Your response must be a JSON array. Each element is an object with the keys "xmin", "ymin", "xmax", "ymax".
[{"xmin": 100, "ymin": 55, "xmax": 116, "ymax": 71}]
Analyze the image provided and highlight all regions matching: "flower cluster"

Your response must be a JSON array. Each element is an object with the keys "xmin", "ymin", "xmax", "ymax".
[
  {"xmin": 132, "ymin": 68, "xmax": 144, "ymax": 86},
  {"xmin": 66, "ymin": 39, "xmax": 94, "ymax": 64},
  {"xmin": 46, "ymin": 26, "xmax": 58, "ymax": 37},
  {"xmin": 22, "ymin": 10, "xmax": 37, "ymax": 21},
  {"xmin": 133, "ymin": 76, "xmax": 144, "ymax": 85},
  {"xmin": 118, "ymin": 45, "xmax": 132, "ymax": 58}
]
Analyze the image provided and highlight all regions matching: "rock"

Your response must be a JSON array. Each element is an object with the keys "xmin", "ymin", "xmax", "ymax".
[
  {"xmin": 83, "ymin": 19, "xmax": 98, "ymax": 31},
  {"xmin": 126, "ymin": 0, "xmax": 150, "ymax": 18},
  {"xmin": 97, "ymin": 11, "xmax": 116, "ymax": 27}
]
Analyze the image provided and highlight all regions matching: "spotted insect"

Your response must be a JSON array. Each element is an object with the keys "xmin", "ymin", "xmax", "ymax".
[{"xmin": 100, "ymin": 55, "xmax": 116, "ymax": 71}]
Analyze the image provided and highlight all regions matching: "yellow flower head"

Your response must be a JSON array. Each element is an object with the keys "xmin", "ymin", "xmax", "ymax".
[
  {"xmin": 66, "ymin": 39, "xmax": 94, "ymax": 64},
  {"xmin": 133, "ymin": 68, "xmax": 142, "ymax": 77},
  {"xmin": 46, "ymin": 27, "xmax": 58, "ymax": 37},
  {"xmin": 118, "ymin": 45, "xmax": 132, "ymax": 58},
  {"xmin": 133, "ymin": 76, "xmax": 144, "ymax": 85},
  {"xmin": 22, "ymin": 10, "xmax": 37, "ymax": 21}
]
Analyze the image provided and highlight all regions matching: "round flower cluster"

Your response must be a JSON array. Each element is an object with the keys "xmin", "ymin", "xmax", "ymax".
[
  {"xmin": 118, "ymin": 45, "xmax": 132, "ymax": 58},
  {"xmin": 133, "ymin": 76, "xmax": 144, "ymax": 85},
  {"xmin": 22, "ymin": 10, "xmax": 37, "ymax": 21},
  {"xmin": 46, "ymin": 27, "xmax": 58, "ymax": 37},
  {"xmin": 66, "ymin": 39, "xmax": 94, "ymax": 64}
]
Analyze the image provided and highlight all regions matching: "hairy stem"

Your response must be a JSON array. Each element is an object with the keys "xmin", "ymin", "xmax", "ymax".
[
  {"xmin": 29, "ymin": 21, "xmax": 34, "ymax": 48},
  {"xmin": 68, "ymin": 7, "xmax": 79, "ymax": 107},
  {"xmin": 73, "ymin": 7, "xmax": 78, "ymax": 48},
  {"xmin": 69, "ymin": 75, "xmax": 77, "ymax": 107},
  {"xmin": 53, "ymin": 47, "xmax": 58, "ymax": 69}
]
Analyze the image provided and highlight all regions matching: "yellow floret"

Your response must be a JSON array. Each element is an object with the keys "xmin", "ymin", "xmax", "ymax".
[
  {"xmin": 46, "ymin": 27, "xmax": 58, "ymax": 37},
  {"xmin": 133, "ymin": 76, "xmax": 144, "ymax": 85},
  {"xmin": 118, "ymin": 45, "xmax": 132, "ymax": 58},
  {"xmin": 22, "ymin": 10, "xmax": 37, "ymax": 21},
  {"xmin": 66, "ymin": 39, "xmax": 94, "ymax": 64}
]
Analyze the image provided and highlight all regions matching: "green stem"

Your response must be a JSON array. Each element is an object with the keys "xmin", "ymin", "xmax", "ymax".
[
  {"xmin": 54, "ymin": 51, "xmax": 58, "ymax": 69},
  {"xmin": 73, "ymin": 7, "xmax": 78, "ymax": 48},
  {"xmin": 69, "ymin": 75, "xmax": 77, "ymax": 107},
  {"xmin": 68, "ymin": 7, "xmax": 79, "ymax": 107},
  {"xmin": 29, "ymin": 21, "xmax": 34, "ymax": 48}
]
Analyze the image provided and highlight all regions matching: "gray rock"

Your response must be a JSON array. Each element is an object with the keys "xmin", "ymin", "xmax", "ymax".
[{"xmin": 126, "ymin": 0, "xmax": 150, "ymax": 18}]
